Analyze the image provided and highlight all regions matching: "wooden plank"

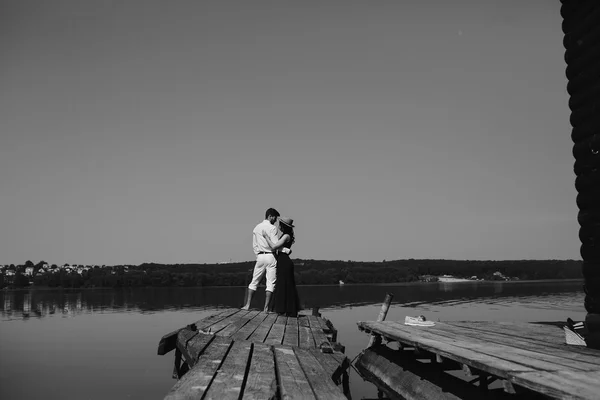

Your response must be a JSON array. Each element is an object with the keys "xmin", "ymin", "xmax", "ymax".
[
  {"xmin": 164, "ymin": 336, "xmax": 232, "ymax": 400},
  {"xmin": 386, "ymin": 321, "xmax": 595, "ymax": 373},
  {"xmin": 329, "ymin": 352, "xmax": 347, "ymax": 366},
  {"xmin": 231, "ymin": 311, "xmax": 269, "ymax": 341},
  {"xmin": 299, "ymin": 326, "xmax": 316, "ymax": 349},
  {"xmin": 308, "ymin": 316, "xmax": 334, "ymax": 353},
  {"xmin": 158, "ymin": 328, "xmax": 183, "ymax": 355},
  {"xmin": 310, "ymin": 327, "xmax": 333, "ymax": 353},
  {"xmin": 203, "ymin": 310, "xmax": 249, "ymax": 335},
  {"xmin": 159, "ymin": 309, "xmax": 237, "ymax": 355},
  {"xmin": 331, "ymin": 354, "xmax": 351, "ymax": 385},
  {"xmin": 176, "ymin": 329, "xmax": 198, "ymax": 348},
  {"xmin": 203, "ymin": 340, "xmax": 253, "ymax": 400},
  {"xmin": 175, "ymin": 329, "xmax": 199, "ymax": 363},
  {"xmin": 317, "ymin": 316, "xmax": 337, "ymax": 341},
  {"xmin": 357, "ymin": 321, "xmax": 534, "ymax": 378},
  {"xmin": 315, "ymin": 316, "xmax": 331, "ymax": 332},
  {"xmin": 309, "ymin": 350, "xmax": 339, "ymax": 378},
  {"xmin": 247, "ymin": 313, "xmax": 278, "ymax": 343},
  {"xmin": 216, "ymin": 310, "xmax": 261, "ymax": 338},
  {"xmin": 307, "ymin": 315, "xmax": 322, "ymax": 331},
  {"xmin": 355, "ymin": 346, "xmax": 465, "ymax": 400},
  {"xmin": 450, "ymin": 321, "xmax": 600, "ymax": 357},
  {"xmin": 183, "ymin": 333, "xmax": 214, "ymax": 367},
  {"xmin": 450, "ymin": 321, "xmax": 568, "ymax": 346},
  {"xmin": 308, "ymin": 350, "xmax": 350, "ymax": 385},
  {"xmin": 509, "ymin": 370, "xmax": 600, "ymax": 400},
  {"xmin": 194, "ymin": 308, "xmax": 240, "ymax": 333},
  {"xmin": 386, "ymin": 321, "xmax": 594, "ymax": 372},
  {"xmin": 294, "ymin": 348, "xmax": 347, "ymax": 400},
  {"xmin": 275, "ymin": 314, "xmax": 288, "ymax": 325},
  {"xmin": 298, "ymin": 315, "xmax": 311, "ymax": 328},
  {"xmin": 193, "ymin": 308, "xmax": 240, "ymax": 327},
  {"xmin": 283, "ymin": 317, "xmax": 299, "ymax": 347},
  {"xmin": 437, "ymin": 322, "xmax": 600, "ymax": 368},
  {"xmin": 265, "ymin": 321, "xmax": 286, "ymax": 346},
  {"xmin": 273, "ymin": 345, "xmax": 316, "ymax": 400},
  {"xmin": 243, "ymin": 343, "xmax": 277, "ymax": 400}
]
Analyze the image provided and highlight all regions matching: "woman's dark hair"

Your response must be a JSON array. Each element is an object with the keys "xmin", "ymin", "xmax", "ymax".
[{"xmin": 280, "ymin": 223, "xmax": 295, "ymax": 245}]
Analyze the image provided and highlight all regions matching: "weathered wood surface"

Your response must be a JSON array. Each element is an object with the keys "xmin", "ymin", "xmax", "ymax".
[
  {"xmin": 203, "ymin": 340, "xmax": 253, "ymax": 399},
  {"xmin": 159, "ymin": 310, "xmax": 348, "ymax": 399},
  {"xmin": 165, "ymin": 336, "xmax": 233, "ymax": 400},
  {"xmin": 244, "ymin": 342, "xmax": 278, "ymax": 400},
  {"xmin": 274, "ymin": 345, "xmax": 317, "ymax": 399},
  {"xmin": 357, "ymin": 320, "xmax": 600, "ymax": 400},
  {"xmin": 355, "ymin": 344, "xmax": 536, "ymax": 400},
  {"xmin": 157, "ymin": 308, "xmax": 239, "ymax": 355},
  {"xmin": 294, "ymin": 348, "xmax": 347, "ymax": 400},
  {"xmin": 356, "ymin": 345, "xmax": 463, "ymax": 400},
  {"xmin": 159, "ymin": 309, "xmax": 341, "ymax": 354}
]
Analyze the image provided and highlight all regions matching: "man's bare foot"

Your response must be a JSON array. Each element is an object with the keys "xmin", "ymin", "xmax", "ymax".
[{"xmin": 241, "ymin": 305, "xmax": 250, "ymax": 310}]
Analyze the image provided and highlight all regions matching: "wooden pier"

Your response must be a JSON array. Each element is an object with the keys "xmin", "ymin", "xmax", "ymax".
[
  {"xmin": 356, "ymin": 320, "xmax": 600, "ymax": 400},
  {"xmin": 157, "ymin": 308, "xmax": 350, "ymax": 399}
]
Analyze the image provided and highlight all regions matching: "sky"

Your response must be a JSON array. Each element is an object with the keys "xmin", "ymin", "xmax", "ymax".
[{"xmin": 0, "ymin": 0, "xmax": 580, "ymax": 266}]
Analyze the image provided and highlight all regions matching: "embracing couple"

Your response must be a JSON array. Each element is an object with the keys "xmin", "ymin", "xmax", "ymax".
[{"xmin": 241, "ymin": 207, "xmax": 301, "ymax": 317}]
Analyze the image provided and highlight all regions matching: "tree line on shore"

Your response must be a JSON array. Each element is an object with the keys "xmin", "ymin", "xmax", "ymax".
[{"xmin": 1, "ymin": 259, "xmax": 583, "ymax": 289}]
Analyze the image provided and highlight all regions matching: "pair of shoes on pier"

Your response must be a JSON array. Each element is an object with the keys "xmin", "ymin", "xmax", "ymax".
[
  {"xmin": 404, "ymin": 315, "xmax": 435, "ymax": 327},
  {"xmin": 564, "ymin": 318, "xmax": 589, "ymax": 346}
]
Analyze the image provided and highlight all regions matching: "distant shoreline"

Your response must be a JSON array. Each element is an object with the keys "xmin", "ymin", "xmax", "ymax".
[{"xmin": 2, "ymin": 259, "xmax": 584, "ymax": 289}]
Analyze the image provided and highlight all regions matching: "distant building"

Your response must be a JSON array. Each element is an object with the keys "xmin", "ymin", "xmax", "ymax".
[
  {"xmin": 492, "ymin": 271, "xmax": 508, "ymax": 281},
  {"xmin": 419, "ymin": 275, "xmax": 439, "ymax": 282}
]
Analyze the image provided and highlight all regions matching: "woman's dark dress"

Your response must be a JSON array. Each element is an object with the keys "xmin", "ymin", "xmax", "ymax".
[{"xmin": 272, "ymin": 242, "xmax": 301, "ymax": 316}]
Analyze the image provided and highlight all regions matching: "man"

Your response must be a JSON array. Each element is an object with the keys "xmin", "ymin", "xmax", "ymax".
[{"xmin": 242, "ymin": 208, "xmax": 281, "ymax": 312}]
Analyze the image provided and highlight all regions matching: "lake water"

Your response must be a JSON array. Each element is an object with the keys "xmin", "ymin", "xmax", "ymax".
[{"xmin": 0, "ymin": 280, "xmax": 587, "ymax": 399}]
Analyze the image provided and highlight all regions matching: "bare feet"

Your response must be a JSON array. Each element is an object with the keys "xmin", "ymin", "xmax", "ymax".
[{"xmin": 241, "ymin": 305, "xmax": 250, "ymax": 310}]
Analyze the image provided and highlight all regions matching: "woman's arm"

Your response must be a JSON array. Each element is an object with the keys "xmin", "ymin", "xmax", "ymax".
[{"xmin": 263, "ymin": 232, "xmax": 289, "ymax": 250}]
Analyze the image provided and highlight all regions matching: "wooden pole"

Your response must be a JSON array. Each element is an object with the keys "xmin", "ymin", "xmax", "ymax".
[
  {"xmin": 561, "ymin": 0, "xmax": 600, "ymax": 350},
  {"xmin": 367, "ymin": 293, "xmax": 394, "ymax": 348},
  {"xmin": 172, "ymin": 348, "xmax": 182, "ymax": 379}
]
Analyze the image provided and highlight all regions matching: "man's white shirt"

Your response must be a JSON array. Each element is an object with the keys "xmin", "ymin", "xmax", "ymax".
[{"xmin": 253, "ymin": 220, "xmax": 280, "ymax": 255}]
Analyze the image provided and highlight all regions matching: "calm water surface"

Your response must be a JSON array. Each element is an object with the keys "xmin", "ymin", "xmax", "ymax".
[{"xmin": 0, "ymin": 280, "xmax": 586, "ymax": 399}]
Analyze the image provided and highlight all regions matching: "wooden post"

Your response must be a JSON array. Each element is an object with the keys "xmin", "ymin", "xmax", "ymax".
[
  {"xmin": 561, "ymin": 0, "xmax": 600, "ymax": 349},
  {"xmin": 479, "ymin": 373, "xmax": 489, "ymax": 391},
  {"xmin": 342, "ymin": 370, "xmax": 352, "ymax": 400},
  {"xmin": 172, "ymin": 348, "xmax": 182, "ymax": 379},
  {"xmin": 367, "ymin": 293, "xmax": 394, "ymax": 348}
]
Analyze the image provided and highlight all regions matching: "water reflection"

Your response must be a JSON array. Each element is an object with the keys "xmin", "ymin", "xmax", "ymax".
[{"xmin": 1, "ymin": 280, "xmax": 584, "ymax": 321}]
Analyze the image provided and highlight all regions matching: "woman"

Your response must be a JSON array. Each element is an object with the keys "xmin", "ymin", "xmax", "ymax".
[{"xmin": 263, "ymin": 217, "xmax": 301, "ymax": 317}]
